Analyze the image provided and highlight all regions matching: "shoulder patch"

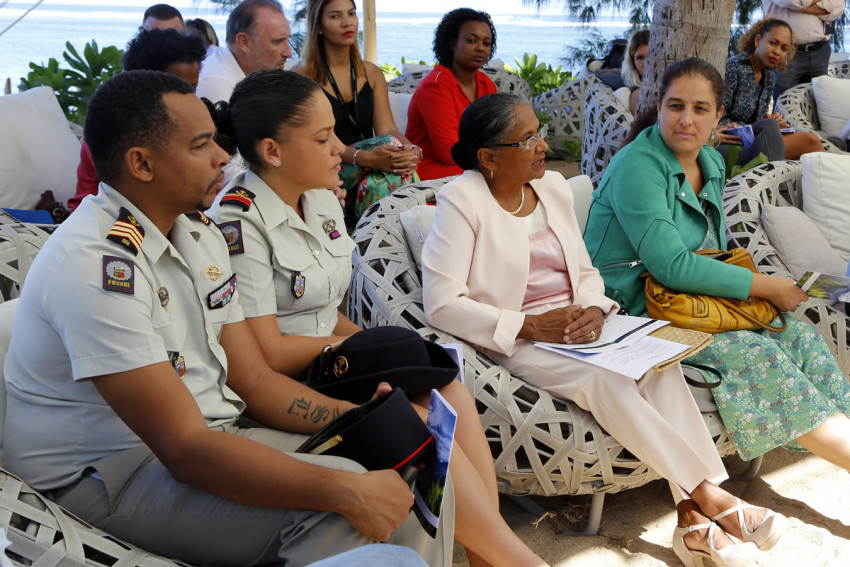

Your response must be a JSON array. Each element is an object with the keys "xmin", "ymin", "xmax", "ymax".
[
  {"xmin": 103, "ymin": 255, "xmax": 135, "ymax": 294},
  {"xmin": 106, "ymin": 207, "xmax": 145, "ymax": 256},
  {"xmin": 185, "ymin": 211, "xmax": 214, "ymax": 226},
  {"xmin": 220, "ymin": 186, "xmax": 255, "ymax": 211},
  {"xmin": 217, "ymin": 220, "xmax": 244, "ymax": 255}
]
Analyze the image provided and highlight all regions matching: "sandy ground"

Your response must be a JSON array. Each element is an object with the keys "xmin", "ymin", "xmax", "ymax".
[
  {"xmin": 452, "ymin": 445, "xmax": 850, "ymax": 567},
  {"xmin": 449, "ymin": 157, "xmax": 850, "ymax": 566}
]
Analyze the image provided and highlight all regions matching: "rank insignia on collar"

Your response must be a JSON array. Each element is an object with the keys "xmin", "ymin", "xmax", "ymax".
[
  {"xmin": 218, "ymin": 220, "xmax": 244, "ymax": 255},
  {"xmin": 322, "ymin": 219, "xmax": 341, "ymax": 240},
  {"xmin": 103, "ymin": 255, "xmax": 135, "ymax": 295},
  {"xmin": 106, "ymin": 207, "xmax": 145, "ymax": 256},
  {"xmin": 205, "ymin": 265, "xmax": 223, "ymax": 281},
  {"xmin": 185, "ymin": 211, "xmax": 212, "ymax": 225},
  {"xmin": 208, "ymin": 274, "xmax": 237, "ymax": 309},
  {"xmin": 158, "ymin": 287, "xmax": 169, "ymax": 308},
  {"xmin": 169, "ymin": 352, "xmax": 186, "ymax": 378},
  {"xmin": 291, "ymin": 271, "xmax": 305, "ymax": 299},
  {"xmin": 220, "ymin": 186, "xmax": 255, "ymax": 211}
]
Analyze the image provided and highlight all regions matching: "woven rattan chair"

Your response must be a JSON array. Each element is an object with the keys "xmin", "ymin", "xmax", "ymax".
[
  {"xmin": 0, "ymin": 213, "xmax": 55, "ymax": 303},
  {"xmin": 581, "ymin": 81, "xmax": 634, "ymax": 185},
  {"xmin": 532, "ymin": 76, "xmax": 598, "ymax": 159},
  {"xmin": 387, "ymin": 67, "xmax": 532, "ymax": 102},
  {"xmin": 775, "ymin": 83, "xmax": 848, "ymax": 153},
  {"xmin": 723, "ymin": 160, "xmax": 850, "ymax": 376},
  {"xmin": 347, "ymin": 177, "xmax": 751, "ymax": 535},
  {"xmin": 828, "ymin": 60, "xmax": 850, "ymax": 79}
]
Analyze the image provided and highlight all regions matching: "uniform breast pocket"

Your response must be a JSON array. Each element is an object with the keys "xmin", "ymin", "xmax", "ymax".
[
  {"xmin": 273, "ymin": 247, "xmax": 317, "ymax": 311},
  {"xmin": 152, "ymin": 310, "xmax": 187, "ymax": 355}
]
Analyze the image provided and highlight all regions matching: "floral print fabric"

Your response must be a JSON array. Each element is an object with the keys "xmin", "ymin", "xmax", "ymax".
[{"xmin": 690, "ymin": 205, "xmax": 850, "ymax": 460}]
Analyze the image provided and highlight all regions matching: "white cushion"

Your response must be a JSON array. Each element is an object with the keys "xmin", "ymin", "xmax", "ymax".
[
  {"xmin": 761, "ymin": 204, "xmax": 847, "ymax": 279},
  {"xmin": 568, "ymin": 174, "xmax": 594, "ymax": 232},
  {"xmin": 387, "ymin": 91, "xmax": 414, "ymax": 136},
  {"xmin": 613, "ymin": 87, "xmax": 632, "ymax": 113},
  {"xmin": 0, "ymin": 87, "xmax": 81, "ymax": 209},
  {"xmin": 811, "ymin": 75, "xmax": 850, "ymax": 137},
  {"xmin": 400, "ymin": 204, "xmax": 436, "ymax": 272},
  {"xmin": 841, "ymin": 117, "xmax": 850, "ymax": 141},
  {"xmin": 801, "ymin": 152, "xmax": 850, "ymax": 263},
  {"xmin": 0, "ymin": 299, "xmax": 19, "ymax": 465}
]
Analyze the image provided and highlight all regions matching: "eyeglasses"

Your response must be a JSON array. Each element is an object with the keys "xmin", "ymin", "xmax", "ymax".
[{"xmin": 493, "ymin": 124, "xmax": 548, "ymax": 151}]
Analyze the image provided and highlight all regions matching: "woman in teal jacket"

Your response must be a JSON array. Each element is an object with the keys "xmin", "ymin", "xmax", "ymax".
[{"xmin": 585, "ymin": 58, "xmax": 850, "ymax": 476}]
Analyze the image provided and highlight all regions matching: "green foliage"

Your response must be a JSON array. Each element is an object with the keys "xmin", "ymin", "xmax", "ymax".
[
  {"xmin": 380, "ymin": 62, "xmax": 401, "ymax": 77},
  {"xmin": 562, "ymin": 140, "xmax": 581, "ymax": 163},
  {"xmin": 19, "ymin": 40, "xmax": 123, "ymax": 125},
  {"xmin": 724, "ymin": 147, "xmax": 768, "ymax": 181},
  {"xmin": 505, "ymin": 53, "xmax": 574, "ymax": 97}
]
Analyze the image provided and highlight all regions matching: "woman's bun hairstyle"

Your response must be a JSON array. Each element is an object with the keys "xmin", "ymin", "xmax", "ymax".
[{"xmin": 452, "ymin": 93, "xmax": 525, "ymax": 171}]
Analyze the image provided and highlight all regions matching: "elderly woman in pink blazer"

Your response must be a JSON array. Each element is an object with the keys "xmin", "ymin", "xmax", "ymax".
[{"xmin": 421, "ymin": 93, "xmax": 786, "ymax": 567}]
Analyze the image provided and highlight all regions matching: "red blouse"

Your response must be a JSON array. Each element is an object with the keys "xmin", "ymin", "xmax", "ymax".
[{"xmin": 405, "ymin": 65, "xmax": 498, "ymax": 180}]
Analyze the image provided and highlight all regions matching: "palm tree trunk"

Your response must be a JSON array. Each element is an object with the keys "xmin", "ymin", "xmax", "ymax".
[{"xmin": 636, "ymin": 0, "xmax": 736, "ymax": 116}]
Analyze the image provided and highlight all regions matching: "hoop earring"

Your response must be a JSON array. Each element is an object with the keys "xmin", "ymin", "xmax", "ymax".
[{"xmin": 709, "ymin": 127, "xmax": 719, "ymax": 148}]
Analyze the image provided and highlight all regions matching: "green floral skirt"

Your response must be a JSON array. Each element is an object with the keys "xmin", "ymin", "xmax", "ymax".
[
  {"xmin": 687, "ymin": 317, "xmax": 850, "ymax": 461},
  {"xmin": 340, "ymin": 134, "xmax": 420, "ymax": 220}
]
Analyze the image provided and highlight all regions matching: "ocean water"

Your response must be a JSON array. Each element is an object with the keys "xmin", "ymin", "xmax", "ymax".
[{"xmin": 0, "ymin": 2, "xmax": 632, "ymax": 87}]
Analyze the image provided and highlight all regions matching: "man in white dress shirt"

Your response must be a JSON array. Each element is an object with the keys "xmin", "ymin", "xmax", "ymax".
[{"xmin": 196, "ymin": 0, "xmax": 293, "ymax": 103}]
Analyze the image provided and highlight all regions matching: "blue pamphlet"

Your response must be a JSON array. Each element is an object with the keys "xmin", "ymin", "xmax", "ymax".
[
  {"xmin": 412, "ymin": 389, "xmax": 457, "ymax": 537},
  {"xmin": 724, "ymin": 125, "xmax": 755, "ymax": 148}
]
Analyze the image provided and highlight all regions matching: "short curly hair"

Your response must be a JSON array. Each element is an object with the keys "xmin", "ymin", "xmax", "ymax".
[
  {"xmin": 85, "ymin": 70, "xmax": 194, "ymax": 185},
  {"xmin": 737, "ymin": 18, "xmax": 795, "ymax": 72},
  {"xmin": 122, "ymin": 28, "xmax": 206, "ymax": 72},
  {"xmin": 432, "ymin": 8, "xmax": 496, "ymax": 68}
]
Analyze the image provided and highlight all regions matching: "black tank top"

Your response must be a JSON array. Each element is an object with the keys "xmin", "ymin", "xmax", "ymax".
[{"xmin": 324, "ymin": 81, "xmax": 375, "ymax": 145}]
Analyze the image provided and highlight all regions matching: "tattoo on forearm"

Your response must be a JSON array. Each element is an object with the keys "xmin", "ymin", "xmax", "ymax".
[
  {"xmin": 332, "ymin": 406, "xmax": 342, "ymax": 420},
  {"xmin": 288, "ymin": 396, "xmax": 333, "ymax": 424},
  {"xmin": 310, "ymin": 405, "xmax": 330, "ymax": 423}
]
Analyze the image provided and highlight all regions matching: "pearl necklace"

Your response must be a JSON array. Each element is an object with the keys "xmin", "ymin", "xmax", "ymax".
[{"xmin": 509, "ymin": 184, "xmax": 526, "ymax": 215}]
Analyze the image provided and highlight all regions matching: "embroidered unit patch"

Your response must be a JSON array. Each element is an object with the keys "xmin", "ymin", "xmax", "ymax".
[
  {"xmin": 186, "ymin": 211, "xmax": 212, "ymax": 225},
  {"xmin": 208, "ymin": 274, "xmax": 237, "ymax": 309},
  {"xmin": 220, "ymin": 186, "xmax": 255, "ymax": 211},
  {"xmin": 103, "ymin": 255, "xmax": 135, "ymax": 294},
  {"xmin": 169, "ymin": 352, "xmax": 186, "ymax": 378},
  {"xmin": 218, "ymin": 220, "xmax": 244, "ymax": 255},
  {"xmin": 106, "ymin": 207, "xmax": 145, "ymax": 255}
]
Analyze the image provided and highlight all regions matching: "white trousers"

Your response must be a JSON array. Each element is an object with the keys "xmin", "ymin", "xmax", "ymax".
[{"xmin": 488, "ymin": 341, "xmax": 728, "ymax": 502}]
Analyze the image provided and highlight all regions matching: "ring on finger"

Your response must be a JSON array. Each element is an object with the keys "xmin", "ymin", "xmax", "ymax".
[{"xmin": 590, "ymin": 330, "xmax": 597, "ymax": 341}]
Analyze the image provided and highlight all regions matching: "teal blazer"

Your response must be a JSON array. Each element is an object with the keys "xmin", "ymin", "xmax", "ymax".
[{"xmin": 583, "ymin": 125, "xmax": 752, "ymax": 315}]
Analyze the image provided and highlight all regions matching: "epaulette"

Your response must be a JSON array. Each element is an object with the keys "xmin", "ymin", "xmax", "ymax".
[
  {"xmin": 219, "ymin": 186, "xmax": 255, "ymax": 211},
  {"xmin": 106, "ymin": 207, "xmax": 145, "ymax": 256},
  {"xmin": 186, "ymin": 211, "xmax": 215, "ymax": 226}
]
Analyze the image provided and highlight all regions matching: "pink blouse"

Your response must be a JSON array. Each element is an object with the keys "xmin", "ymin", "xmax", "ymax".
[{"xmin": 522, "ymin": 225, "xmax": 573, "ymax": 310}]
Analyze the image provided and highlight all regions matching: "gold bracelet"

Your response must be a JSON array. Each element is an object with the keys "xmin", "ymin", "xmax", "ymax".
[{"xmin": 413, "ymin": 145, "xmax": 423, "ymax": 163}]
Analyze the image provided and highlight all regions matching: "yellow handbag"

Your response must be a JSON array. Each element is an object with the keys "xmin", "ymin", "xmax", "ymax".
[{"xmin": 644, "ymin": 248, "xmax": 787, "ymax": 334}]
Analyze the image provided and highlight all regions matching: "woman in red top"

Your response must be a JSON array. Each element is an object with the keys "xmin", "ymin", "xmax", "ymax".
[{"xmin": 405, "ymin": 8, "xmax": 498, "ymax": 180}]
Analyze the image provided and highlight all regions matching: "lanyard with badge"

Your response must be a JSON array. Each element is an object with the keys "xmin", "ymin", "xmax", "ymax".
[{"xmin": 327, "ymin": 65, "xmax": 365, "ymax": 141}]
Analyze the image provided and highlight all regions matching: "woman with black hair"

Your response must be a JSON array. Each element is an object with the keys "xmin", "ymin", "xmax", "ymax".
[
  {"xmin": 206, "ymin": 69, "xmax": 548, "ymax": 567},
  {"xmin": 405, "ymin": 7, "xmax": 499, "ymax": 180}
]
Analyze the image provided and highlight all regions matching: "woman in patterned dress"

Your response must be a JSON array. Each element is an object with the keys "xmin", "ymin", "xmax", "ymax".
[{"xmin": 584, "ymin": 58, "xmax": 850, "ymax": 474}]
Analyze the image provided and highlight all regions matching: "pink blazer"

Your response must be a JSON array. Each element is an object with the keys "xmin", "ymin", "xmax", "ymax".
[{"xmin": 422, "ymin": 170, "xmax": 617, "ymax": 356}]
